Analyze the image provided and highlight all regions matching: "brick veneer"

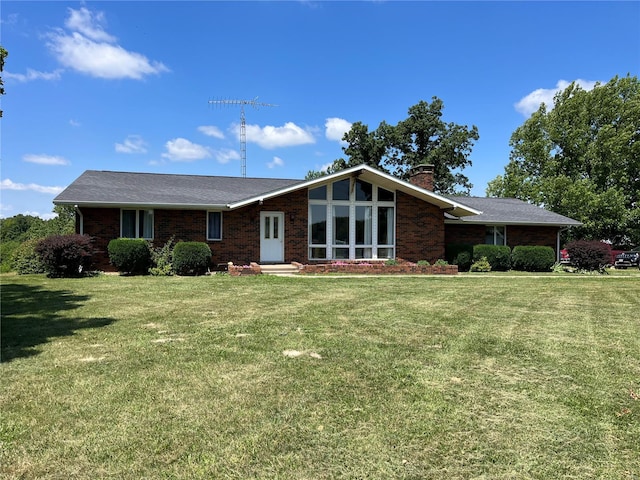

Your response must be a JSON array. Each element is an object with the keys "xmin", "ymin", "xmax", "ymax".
[
  {"xmin": 396, "ymin": 191, "xmax": 446, "ymax": 263},
  {"xmin": 445, "ymin": 224, "xmax": 559, "ymax": 253}
]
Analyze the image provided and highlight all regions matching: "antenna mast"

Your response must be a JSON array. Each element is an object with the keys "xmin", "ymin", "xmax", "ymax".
[{"xmin": 208, "ymin": 97, "xmax": 277, "ymax": 178}]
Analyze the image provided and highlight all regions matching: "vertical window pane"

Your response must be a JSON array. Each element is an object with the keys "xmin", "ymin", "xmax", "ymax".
[
  {"xmin": 310, "ymin": 204, "xmax": 327, "ymax": 244},
  {"xmin": 355, "ymin": 179, "xmax": 372, "ymax": 201},
  {"xmin": 208, "ymin": 212, "xmax": 221, "ymax": 240},
  {"xmin": 495, "ymin": 226, "xmax": 505, "ymax": 246},
  {"xmin": 122, "ymin": 210, "xmax": 136, "ymax": 238},
  {"xmin": 333, "ymin": 205, "xmax": 350, "ymax": 244},
  {"xmin": 265, "ymin": 216, "xmax": 271, "ymax": 239},
  {"xmin": 309, "ymin": 185, "xmax": 327, "ymax": 200},
  {"xmin": 332, "ymin": 179, "xmax": 350, "ymax": 200},
  {"xmin": 356, "ymin": 206, "xmax": 372, "ymax": 245},
  {"xmin": 378, "ymin": 187, "xmax": 394, "ymax": 202},
  {"xmin": 485, "ymin": 226, "xmax": 495, "ymax": 245},
  {"xmin": 141, "ymin": 210, "xmax": 153, "ymax": 239},
  {"xmin": 378, "ymin": 207, "xmax": 394, "ymax": 245},
  {"xmin": 273, "ymin": 215, "xmax": 279, "ymax": 239}
]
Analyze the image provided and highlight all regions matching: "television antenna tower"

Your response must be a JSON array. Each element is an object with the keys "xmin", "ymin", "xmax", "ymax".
[{"xmin": 208, "ymin": 97, "xmax": 277, "ymax": 178}]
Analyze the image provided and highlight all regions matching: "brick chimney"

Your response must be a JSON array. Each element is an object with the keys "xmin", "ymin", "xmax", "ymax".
[{"xmin": 409, "ymin": 164, "xmax": 435, "ymax": 191}]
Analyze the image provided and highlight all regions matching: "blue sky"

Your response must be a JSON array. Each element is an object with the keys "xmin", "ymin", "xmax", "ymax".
[{"xmin": 1, "ymin": 1, "xmax": 638, "ymax": 219}]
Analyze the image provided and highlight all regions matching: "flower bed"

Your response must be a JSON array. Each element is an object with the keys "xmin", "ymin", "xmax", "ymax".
[{"xmin": 298, "ymin": 260, "xmax": 458, "ymax": 275}]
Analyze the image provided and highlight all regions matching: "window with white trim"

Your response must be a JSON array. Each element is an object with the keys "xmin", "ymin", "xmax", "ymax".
[
  {"xmin": 121, "ymin": 209, "xmax": 153, "ymax": 239},
  {"xmin": 485, "ymin": 225, "xmax": 506, "ymax": 246},
  {"xmin": 308, "ymin": 178, "xmax": 395, "ymax": 260},
  {"xmin": 207, "ymin": 211, "xmax": 223, "ymax": 241}
]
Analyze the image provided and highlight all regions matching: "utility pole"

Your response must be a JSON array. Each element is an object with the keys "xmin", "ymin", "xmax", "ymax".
[{"xmin": 208, "ymin": 97, "xmax": 277, "ymax": 178}]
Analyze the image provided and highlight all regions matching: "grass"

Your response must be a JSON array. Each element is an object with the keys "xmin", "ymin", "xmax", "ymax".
[{"xmin": 1, "ymin": 272, "xmax": 639, "ymax": 479}]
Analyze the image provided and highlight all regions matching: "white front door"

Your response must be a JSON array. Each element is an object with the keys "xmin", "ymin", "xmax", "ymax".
[{"xmin": 260, "ymin": 212, "xmax": 284, "ymax": 263}]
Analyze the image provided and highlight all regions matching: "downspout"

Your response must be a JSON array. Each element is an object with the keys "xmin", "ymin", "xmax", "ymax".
[
  {"xmin": 557, "ymin": 227, "xmax": 569, "ymax": 262},
  {"xmin": 74, "ymin": 205, "xmax": 84, "ymax": 235}
]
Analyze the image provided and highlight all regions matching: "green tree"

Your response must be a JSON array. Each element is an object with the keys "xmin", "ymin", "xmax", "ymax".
[
  {"xmin": 1, "ymin": 46, "xmax": 7, "ymax": 118},
  {"xmin": 306, "ymin": 98, "xmax": 479, "ymax": 194},
  {"xmin": 487, "ymin": 75, "xmax": 640, "ymax": 244}
]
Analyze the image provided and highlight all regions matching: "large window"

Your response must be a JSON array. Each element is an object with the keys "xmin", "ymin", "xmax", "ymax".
[
  {"xmin": 308, "ymin": 179, "xmax": 395, "ymax": 260},
  {"xmin": 207, "ymin": 211, "xmax": 222, "ymax": 241},
  {"xmin": 121, "ymin": 209, "xmax": 153, "ymax": 239},
  {"xmin": 485, "ymin": 225, "xmax": 506, "ymax": 245}
]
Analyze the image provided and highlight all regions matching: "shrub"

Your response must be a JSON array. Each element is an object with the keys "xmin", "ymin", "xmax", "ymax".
[
  {"xmin": 473, "ymin": 245, "xmax": 511, "ymax": 271},
  {"xmin": 172, "ymin": 242, "xmax": 211, "ymax": 275},
  {"xmin": 566, "ymin": 240, "xmax": 611, "ymax": 271},
  {"xmin": 385, "ymin": 258, "xmax": 399, "ymax": 266},
  {"xmin": 1, "ymin": 240, "xmax": 21, "ymax": 273},
  {"xmin": 434, "ymin": 259, "xmax": 449, "ymax": 266},
  {"xmin": 446, "ymin": 243, "xmax": 473, "ymax": 270},
  {"xmin": 149, "ymin": 237, "xmax": 174, "ymax": 276},
  {"xmin": 35, "ymin": 234, "xmax": 94, "ymax": 277},
  {"xmin": 12, "ymin": 239, "xmax": 46, "ymax": 274},
  {"xmin": 470, "ymin": 256, "xmax": 492, "ymax": 272},
  {"xmin": 454, "ymin": 251, "xmax": 472, "ymax": 272},
  {"xmin": 417, "ymin": 260, "xmax": 430, "ymax": 266},
  {"xmin": 108, "ymin": 238, "xmax": 152, "ymax": 275},
  {"xmin": 511, "ymin": 246, "xmax": 556, "ymax": 272}
]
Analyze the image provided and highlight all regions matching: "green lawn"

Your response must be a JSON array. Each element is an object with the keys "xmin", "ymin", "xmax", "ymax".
[{"xmin": 1, "ymin": 273, "xmax": 639, "ymax": 479}]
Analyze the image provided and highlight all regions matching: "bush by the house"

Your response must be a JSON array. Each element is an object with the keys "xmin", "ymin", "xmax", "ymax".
[
  {"xmin": 107, "ymin": 238, "xmax": 152, "ymax": 275},
  {"xmin": 149, "ymin": 237, "xmax": 174, "ymax": 276},
  {"xmin": 470, "ymin": 256, "xmax": 492, "ymax": 272},
  {"xmin": 446, "ymin": 243, "xmax": 473, "ymax": 271},
  {"xmin": 565, "ymin": 240, "xmax": 611, "ymax": 271},
  {"xmin": 12, "ymin": 239, "xmax": 46, "ymax": 274},
  {"xmin": 35, "ymin": 234, "xmax": 94, "ymax": 278},
  {"xmin": 473, "ymin": 245, "xmax": 511, "ymax": 271},
  {"xmin": 172, "ymin": 242, "xmax": 211, "ymax": 276},
  {"xmin": 511, "ymin": 246, "xmax": 556, "ymax": 272}
]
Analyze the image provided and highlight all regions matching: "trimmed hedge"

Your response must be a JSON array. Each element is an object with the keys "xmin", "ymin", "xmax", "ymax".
[
  {"xmin": 173, "ymin": 242, "xmax": 211, "ymax": 276},
  {"xmin": 511, "ymin": 246, "xmax": 555, "ymax": 272},
  {"xmin": 108, "ymin": 238, "xmax": 152, "ymax": 275},
  {"xmin": 566, "ymin": 240, "xmax": 611, "ymax": 271},
  {"xmin": 35, "ymin": 234, "xmax": 94, "ymax": 277},
  {"xmin": 446, "ymin": 243, "xmax": 473, "ymax": 272},
  {"xmin": 473, "ymin": 244, "xmax": 511, "ymax": 271}
]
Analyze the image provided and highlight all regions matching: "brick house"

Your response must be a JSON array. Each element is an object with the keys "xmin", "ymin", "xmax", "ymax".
[{"xmin": 53, "ymin": 164, "xmax": 581, "ymax": 270}]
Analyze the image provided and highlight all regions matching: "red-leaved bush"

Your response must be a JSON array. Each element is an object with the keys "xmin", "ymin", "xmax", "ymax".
[
  {"xmin": 35, "ymin": 234, "xmax": 94, "ymax": 277},
  {"xmin": 565, "ymin": 240, "xmax": 611, "ymax": 271}
]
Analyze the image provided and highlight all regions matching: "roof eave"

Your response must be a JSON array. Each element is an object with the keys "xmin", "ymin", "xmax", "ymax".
[{"xmin": 54, "ymin": 199, "xmax": 231, "ymax": 210}]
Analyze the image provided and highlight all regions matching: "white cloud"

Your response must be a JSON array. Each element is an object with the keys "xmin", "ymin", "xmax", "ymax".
[
  {"xmin": 515, "ymin": 79, "xmax": 599, "ymax": 116},
  {"xmin": 0, "ymin": 178, "xmax": 64, "ymax": 194},
  {"xmin": 198, "ymin": 125, "xmax": 225, "ymax": 139},
  {"xmin": 23, "ymin": 154, "xmax": 70, "ymax": 166},
  {"xmin": 267, "ymin": 156, "xmax": 285, "ymax": 169},
  {"xmin": 115, "ymin": 135, "xmax": 148, "ymax": 154},
  {"xmin": 4, "ymin": 68, "xmax": 63, "ymax": 82},
  {"xmin": 325, "ymin": 117, "xmax": 352, "ymax": 143},
  {"xmin": 46, "ymin": 7, "xmax": 169, "ymax": 80},
  {"xmin": 64, "ymin": 7, "xmax": 116, "ymax": 43},
  {"xmin": 69, "ymin": 119, "xmax": 81, "ymax": 127},
  {"xmin": 244, "ymin": 122, "xmax": 316, "ymax": 149},
  {"xmin": 213, "ymin": 148, "xmax": 240, "ymax": 164},
  {"xmin": 161, "ymin": 138, "xmax": 212, "ymax": 162}
]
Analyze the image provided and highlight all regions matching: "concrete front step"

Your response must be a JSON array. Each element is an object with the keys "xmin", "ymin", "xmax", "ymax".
[{"xmin": 259, "ymin": 264, "xmax": 300, "ymax": 276}]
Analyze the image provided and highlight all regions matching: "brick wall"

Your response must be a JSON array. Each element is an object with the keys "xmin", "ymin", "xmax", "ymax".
[
  {"xmin": 396, "ymin": 191, "xmax": 446, "ymax": 263},
  {"xmin": 445, "ymin": 223, "xmax": 559, "ymax": 255}
]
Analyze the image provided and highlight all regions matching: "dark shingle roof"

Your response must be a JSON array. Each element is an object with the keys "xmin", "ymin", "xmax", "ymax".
[
  {"xmin": 444, "ymin": 196, "xmax": 582, "ymax": 226},
  {"xmin": 54, "ymin": 170, "xmax": 303, "ymax": 207}
]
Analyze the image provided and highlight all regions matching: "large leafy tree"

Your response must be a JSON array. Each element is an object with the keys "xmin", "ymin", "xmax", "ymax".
[
  {"xmin": 487, "ymin": 75, "xmax": 640, "ymax": 244},
  {"xmin": 307, "ymin": 98, "xmax": 479, "ymax": 195}
]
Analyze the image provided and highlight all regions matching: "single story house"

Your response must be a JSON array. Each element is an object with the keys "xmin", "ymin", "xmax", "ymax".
[{"xmin": 53, "ymin": 164, "xmax": 581, "ymax": 270}]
